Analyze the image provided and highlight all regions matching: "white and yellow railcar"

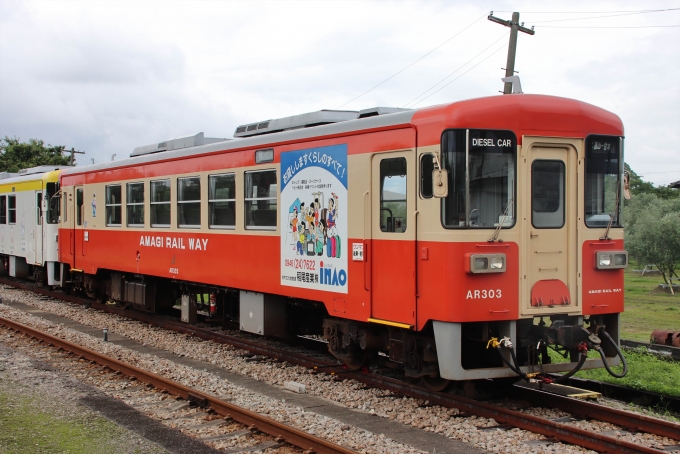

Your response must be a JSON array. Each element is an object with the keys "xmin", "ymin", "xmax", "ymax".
[{"xmin": 0, "ymin": 166, "xmax": 67, "ymax": 285}]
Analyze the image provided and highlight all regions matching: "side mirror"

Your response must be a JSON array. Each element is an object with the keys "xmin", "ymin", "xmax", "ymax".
[
  {"xmin": 623, "ymin": 171, "xmax": 631, "ymax": 200},
  {"xmin": 433, "ymin": 169, "xmax": 448, "ymax": 198}
]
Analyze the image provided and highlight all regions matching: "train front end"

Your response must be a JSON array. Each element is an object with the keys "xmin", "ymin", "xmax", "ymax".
[{"xmin": 424, "ymin": 96, "xmax": 628, "ymax": 382}]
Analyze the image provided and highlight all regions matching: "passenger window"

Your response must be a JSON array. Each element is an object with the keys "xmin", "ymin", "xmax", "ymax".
[
  {"xmin": 178, "ymin": 177, "xmax": 201, "ymax": 228},
  {"xmin": 151, "ymin": 180, "xmax": 171, "ymax": 227},
  {"xmin": 105, "ymin": 185, "xmax": 122, "ymax": 226},
  {"xmin": 380, "ymin": 158, "xmax": 407, "ymax": 233},
  {"xmin": 209, "ymin": 173, "xmax": 235, "ymax": 229},
  {"xmin": 532, "ymin": 160, "xmax": 565, "ymax": 228},
  {"xmin": 126, "ymin": 182, "xmax": 144, "ymax": 227},
  {"xmin": 245, "ymin": 170, "xmax": 277, "ymax": 229},
  {"xmin": 420, "ymin": 154, "xmax": 434, "ymax": 198},
  {"xmin": 76, "ymin": 188, "xmax": 83, "ymax": 226},
  {"xmin": 0, "ymin": 195, "xmax": 6, "ymax": 224}
]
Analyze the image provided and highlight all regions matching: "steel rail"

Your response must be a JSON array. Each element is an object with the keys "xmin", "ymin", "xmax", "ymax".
[
  {"xmin": 0, "ymin": 315, "xmax": 356, "ymax": 454},
  {"xmin": 1, "ymin": 278, "xmax": 678, "ymax": 453},
  {"xmin": 357, "ymin": 374, "xmax": 669, "ymax": 454},
  {"xmin": 514, "ymin": 386, "xmax": 680, "ymax": 441}
]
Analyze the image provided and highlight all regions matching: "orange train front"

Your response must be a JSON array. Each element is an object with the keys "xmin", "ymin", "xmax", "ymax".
[{"xmin": 56, "ymin": 94, "xmax": 628, "ymax": 388}]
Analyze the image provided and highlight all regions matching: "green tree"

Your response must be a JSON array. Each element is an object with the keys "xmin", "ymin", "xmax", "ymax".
[
  {"xmin": 625, "ymin": 163, "xmax": 679, "ymax": 201},
  {"xmin": 0, "ymin": 137, "xmax": 70, "ymax": 173},
  {"xmin": 625, "ymin": 194, "xmax": 680, "ymax": 293}
]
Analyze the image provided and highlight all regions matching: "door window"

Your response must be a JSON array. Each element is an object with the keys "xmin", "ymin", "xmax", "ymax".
[
  {"xmin": 380, "ymin": 157, "xmax": 407, "ymax": 233},
  {"xmin": 37, "ymin": 193, "xmax": 43, "ymax": 225},
  {"xmin": 0, "ymin": 195, "xmax": 6, "ymax": 224},
  {"xmin": 532, "ymin": 160, "xmax": 565, "ymax": 228},
  {"xmin": 76, "ymin": 188, "xmax": 83, "ymax": 226}
]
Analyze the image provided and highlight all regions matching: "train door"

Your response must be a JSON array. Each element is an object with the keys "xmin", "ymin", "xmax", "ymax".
[
  {"xmin": 34, "ymin": 191, "xmax": 43, "ymax": 265},
  {"xmin": 26, "ymin": 191, "xmax": 36, "ymax": 264},
  {"xmin": 371, "ymin": 151, "xmax": 416, "ymax": 325},
  {"xmin": 69, "ymin": 186, "xmax": 85, "ymax": 269},
  {"xmin": 525, "ymin": 145, "xmax": 578, "ymax": 312}
]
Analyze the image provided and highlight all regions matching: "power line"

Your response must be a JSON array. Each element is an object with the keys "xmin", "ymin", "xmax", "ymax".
[
  {"xmin": 335, "ymin": 12, "xmax": 488, "ymax": 109},
  {"xmin": 537, "ymin": 25, "xmax": 680, "ymax": 28},
  {"xmin": 408, "ymin": 40, "xmax": 509, "ymax": 108},
  {"xmin": 402, "ymin": 32, "xmax": 509, "ymax": 108},
  {"xmin": 495, "ymin": 8, "xmax": 680, "ymax": 14},
  {"xmin": 636, "ymin": 170, "xmax": 680, "ymax": 175},
  {"xmin": 530, "ymin": 8, "xmax": 680, "ymax": 23}
]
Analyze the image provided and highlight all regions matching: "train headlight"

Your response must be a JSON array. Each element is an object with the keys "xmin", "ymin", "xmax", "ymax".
[
  {"xmin": 466, "ymin": 254, "xmax": 506, "ymax": 274},
  {"xmin": 596, "ymin": 251, "xmax": 628, "ymax": 269}
]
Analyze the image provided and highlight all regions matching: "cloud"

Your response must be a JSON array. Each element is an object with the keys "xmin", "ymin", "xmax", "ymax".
[{"xmin": 0, "ymin": 0, "xmax": 678, "ymax": 183}]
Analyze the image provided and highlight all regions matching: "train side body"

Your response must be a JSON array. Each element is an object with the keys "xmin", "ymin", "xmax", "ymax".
[{"xmin": 56, "ymin": 94, "xmax": 627, "ymax": 381}]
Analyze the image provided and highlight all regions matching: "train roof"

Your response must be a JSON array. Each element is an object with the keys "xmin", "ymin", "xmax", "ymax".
[
  {"xmin": 60, "ymin": 94, "xmax": 624, "ymax": 178},
  {"xmin": 0, "ymin": 167, "xmax": 69, "ymax": 186}
]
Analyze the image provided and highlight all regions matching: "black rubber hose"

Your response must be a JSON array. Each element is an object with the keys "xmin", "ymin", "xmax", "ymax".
[
  {"xmin": 495, "ymin": 347, "xmax": 529, "ymax": 380},
  {"xmin": 596, "ymin": 329, "xmax": 629, "ymax": 378},
  {"xmin": 554, "ymin": 351, "xmax": 588, "ymax": 382}
]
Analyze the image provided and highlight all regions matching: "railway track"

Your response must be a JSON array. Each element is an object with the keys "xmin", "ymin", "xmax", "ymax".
[
  {"xmin": 0, "ymin": 314, "xmax": 355, "ymax": 454},
  {"xmin": 1, "ymin": 277, "xmax": 679, "ymax": 453}
]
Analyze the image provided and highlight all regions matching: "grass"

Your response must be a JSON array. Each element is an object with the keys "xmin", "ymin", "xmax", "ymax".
[
  {"xmin": 561, "ymin": 348, "xmax": 680, "ymax": 399},
  {"xmin": 551, "ymin": 263, "xmax": 680, "ymax": 399},
  {"xmin": 0, "ymin": 380, "xmax": 157, "ymax": 454},
  {"xmin": 620, "ymin": 260, "xmax": 679, "ymax": 342}
]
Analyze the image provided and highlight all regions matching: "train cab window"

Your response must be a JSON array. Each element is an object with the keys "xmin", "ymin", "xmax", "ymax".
[
  {"xmin": 380, "ymin": 158, "xmax": 407, "ymax": 233},
  {"xmin": 76, "ymin": 188, "xmax": 83, "ymax": 226},
  {"xmin": 126, "ymin": 182, "xmax": 144, "ymax": 227},
  {"xmin": 441, "ymin": 129, "xmax": 516, "ymax": 228},
  {"xmin": 209, "ymin": 173, "xmax": 235, "ymax": 229},
  {"xmin": 105, "ymin": 185, "xmax": 122, "ymax": 226},
  {"xmin": 245, "ymin": 170, "xmax": 277, "ymax": 230},
  {"xmin": 151, "ymin": 180, "xmax": 171, "ymax": 227},
  {"xmin": 0, "ymin": 195, "xmax": 6, "ymax": 224},
  {"xmin": 420, "ymin": 154, "xmax": 434, "ymax": 199},
  {"xmin": 178, "ymin": 177, "xmax": 201, "ymax": 228},
  {"xmin": 8, "ymin": 195, "xmax": 16, "ymax": 224},
  {"xmin": 46, "ymin": 182, "xmax": 60, "ymax": 224},
  {"xmin": 37, "ymin": 192, "xmax": 43, "ymax": 225},
  {"xmin": 532, "ymin": 160, "xmax": 565, "ymax": 228},
  {"xmin": 585, "ymin": 135, "xmax": 623, "ymax": 228}
]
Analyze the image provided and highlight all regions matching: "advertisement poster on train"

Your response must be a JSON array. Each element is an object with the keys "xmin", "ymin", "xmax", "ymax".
[{"xmin": 280, "ymin": 144, "xmax": 348, "ymax": 293}]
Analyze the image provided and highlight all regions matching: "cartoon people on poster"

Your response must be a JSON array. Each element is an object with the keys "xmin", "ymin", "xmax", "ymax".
[{"xmin": 289, "ymin": 192, "xmax": 341, "ymax": 258}]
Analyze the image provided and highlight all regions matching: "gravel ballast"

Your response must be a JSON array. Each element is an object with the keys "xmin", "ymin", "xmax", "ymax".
[{"xmin": 1, "ymin": 284, "xmax": 677, "ymax": 453}]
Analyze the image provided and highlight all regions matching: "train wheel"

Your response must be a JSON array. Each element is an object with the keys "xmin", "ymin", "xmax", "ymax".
[
  {"xmin": 343, "ymin": 349, "xmax": 367, "ymax": 371},
  {"xmin": 421, "ymin": 375, "xmax": 450, "ymax": 392}
]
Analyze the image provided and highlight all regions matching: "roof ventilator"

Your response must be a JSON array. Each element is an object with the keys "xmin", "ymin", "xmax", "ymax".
[
  {"xmin": 130, "ymin": 132, "xmax": 229, "ymax": 158},
  {"xmin": 233, "ymin": 107, "xmax": 410, "ymax": 138}
]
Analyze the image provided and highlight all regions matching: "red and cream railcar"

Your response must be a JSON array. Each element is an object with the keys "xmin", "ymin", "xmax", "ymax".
[{"xmin": 57, "ymin": 94, "xmax": 628, "ymax": 387}]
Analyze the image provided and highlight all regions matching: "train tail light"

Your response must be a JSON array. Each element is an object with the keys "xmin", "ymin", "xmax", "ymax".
[
  {"xmin": 596, "ymin": 251, "xmax": 628, "ymax": 269},
  {"xmin": 465, "ymin": 253, "xmax": 506, "ymax": 274}
]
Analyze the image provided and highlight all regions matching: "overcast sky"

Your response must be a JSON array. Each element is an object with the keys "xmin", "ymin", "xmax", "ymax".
[{"xmin": 1, "ymin": 0, "xmax": 678, "ymax": 186}]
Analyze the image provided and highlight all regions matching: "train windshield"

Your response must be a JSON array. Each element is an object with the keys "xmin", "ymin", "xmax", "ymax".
[
  {"xmin": 585, "ymin": 135, "xmax": 623, "ymax": 228},
  {"xmin": 441, "ymin": 129, "xmax": 516, "ymax": 229}
]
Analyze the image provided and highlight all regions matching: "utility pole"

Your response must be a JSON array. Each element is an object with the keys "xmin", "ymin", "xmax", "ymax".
[
  {"xmin": 488, "ymin": 11, "xmax": 535, "ymax": 94},
  {"xmin": 64, "ymin": 147, "xmax": 85, "ymax": 166}
]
